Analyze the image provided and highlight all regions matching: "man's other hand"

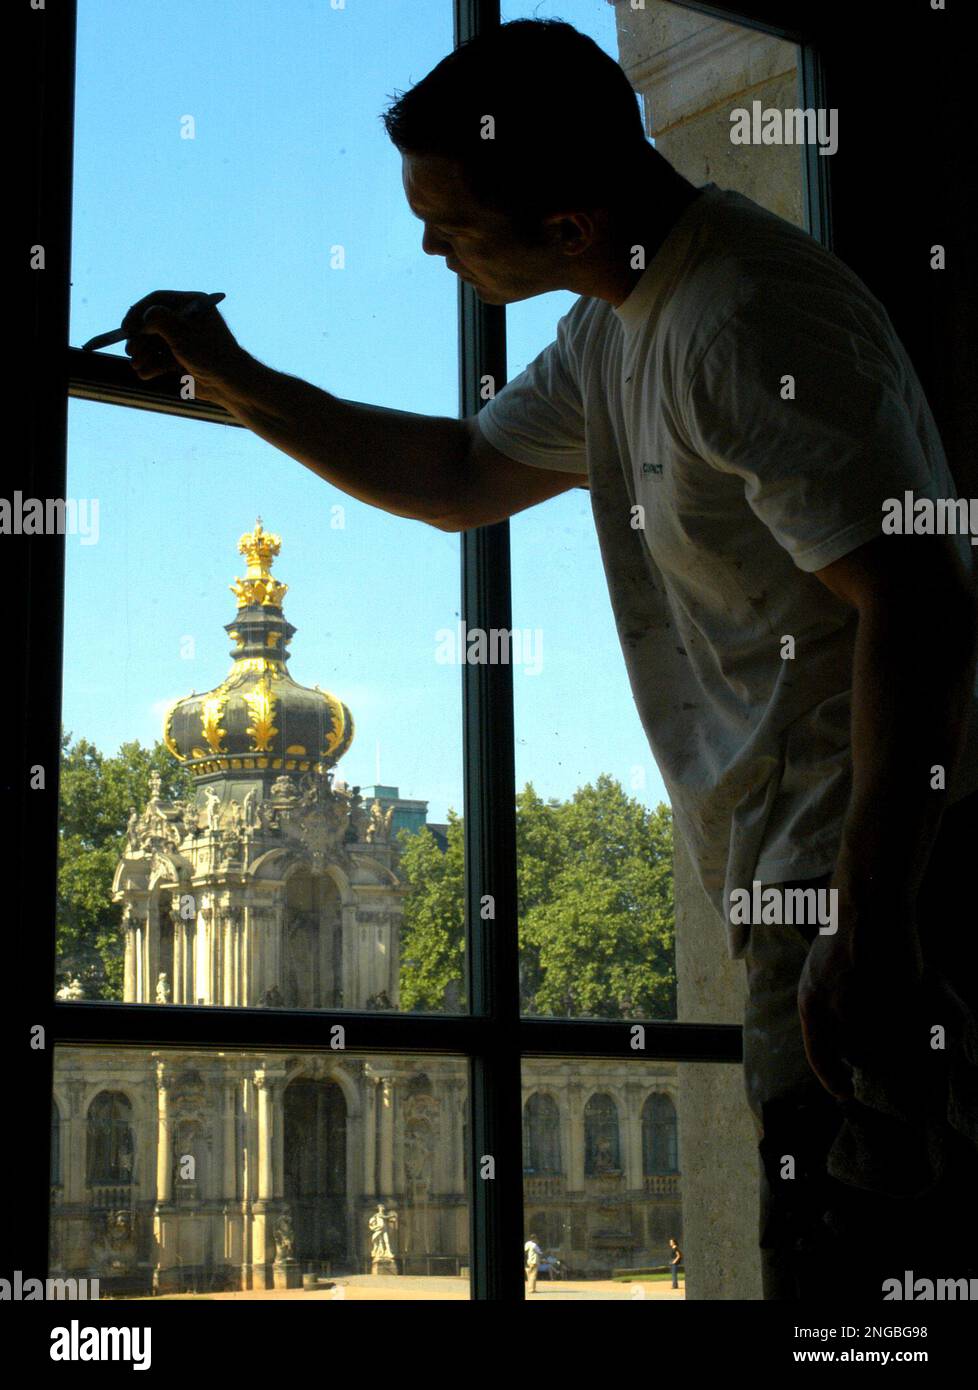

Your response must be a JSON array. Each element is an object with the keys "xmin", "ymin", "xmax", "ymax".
[{"xmin": 798, "ymin": 891, "xmax": 924, "ymax": 1101}]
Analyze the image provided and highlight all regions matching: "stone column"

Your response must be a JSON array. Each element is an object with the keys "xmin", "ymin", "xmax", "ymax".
[
  {"xmin": 146, "ymin": 899, "xmax": 160, "ymax": 1005},
  {"xmin": 567, "ymin": 1084, "xmax": 585, "ymax": 1191},
  {"xmin": 386, "ymin": 909, "xmax": 401, "ymax": 1010},
  {"xmin": 240, "ymin": 1076, "xmax": 253, "ymax": 1202},
  {"xmin": 272, "ymin": 1075, "xmax": 285, "ymax": 1199},
  {"xmin": 222, "ymin": 911, "xmax": 233, "ymax": 1007},
  {"xmin": 174, "ymin": 920, "xmax": 185, "ymax": 1005},
  {"xmin": 123, "ymin": 911, "xmax": 138, "ymax": 1002},
  {"xmin": 169, "ymin": 895, "xmax": 184, "ymax": 1004},
  {"xmin": 199, "ymin": 905, "xmax": 214, "ymax": 1005},
  {"xmin": 134, "ymin": 921, "xmax": 144, "ymax": 1002},
  {"xmin": 185, "ymin": 916, "xmax": 196, "ymax": 1005},
  {"xmin": 241, "ymin": 907, "xmax": 251, "ymax": 1005},
  {"xmin": 222, "ymin": 1078, "xmax": 238, "ymax": 1201},
  {"xmin": 208, "ymin": 905, "xmax": 219, "ymax": 1004},
  {"xmin": 234, "ymin": 908, "xmax": 245, "ymax": 1007},
  {"xmin": 624, "ymin": 1082, "xmax": 645, "ymax": 1190},
  {"xmin": 341, "ymin": 905, "xmax": 357, "ymax": 1008},
  {"xmin": 154, "ymin": 1062, "xmax": 172, "ymax": 1204},
  {"xmin": 253, "ymin": 905, "xmax": 272, "ymax": 1004},
  {"xmin": 255, "ymin": 1068, "xmax": 273, "ymax": 1202},
  {"xmin": 245, "ymin": 907, "xmax": 261, "ymax": 1002},
  {"xmin": 363, "ymin": 1077, "xmax": 377, "ymax": 1197},
  {"xmin": 441, "ymin": 1076, "xmax": 465, "ymax": 1194},
  {"xmin": 378, "ymin": 1076, "xmax": 395, "ymax": 1197},
  {"xmin": 455, "ymin": 1077, "xmax": 469, "ymax": 1195},
  {"xmin": 65, "ymin": 1080, "xmax": 87, "ymax": 1204}
]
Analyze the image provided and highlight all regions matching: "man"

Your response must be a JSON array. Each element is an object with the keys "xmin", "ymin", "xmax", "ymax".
[
  {"xmin": 524, "ymin": 1234, "xmax": 542, "ymax": 1296},
  {"xmin": 668, "ymin": 1238, "xmax": 683, "ymax": 1292},
  {"xmin": 123, "ymin": 21, "xmax": 978, "ymax": 1298}
]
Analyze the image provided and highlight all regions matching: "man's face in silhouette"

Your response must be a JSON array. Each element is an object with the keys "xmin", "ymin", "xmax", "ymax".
[{"xmin": 401, "ymin": 152, "xmax": 570, "ymax": 305}]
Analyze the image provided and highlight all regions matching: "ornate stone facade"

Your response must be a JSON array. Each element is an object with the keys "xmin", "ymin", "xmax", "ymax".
[
  {"xmin": 50, "ymin": 1048, "xmax": 680, "ymax": 1292},
  {"xmin": 50, "ymin": 523, "xmax": 682, "ymax": 1291}
]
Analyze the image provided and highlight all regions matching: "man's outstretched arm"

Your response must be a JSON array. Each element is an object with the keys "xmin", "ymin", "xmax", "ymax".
[{"xmin": 122, "ymin": 289, "xmax": 586, "ymax": 531}]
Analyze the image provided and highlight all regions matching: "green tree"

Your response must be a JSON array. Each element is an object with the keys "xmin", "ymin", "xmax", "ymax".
[
  {"xmin": 397, "ymin": 810, "xmax": 465, "ymax": 1011},
  {"xmin": 57, "ymin": 730, "xmax": 194, "ymax": 998},
  {"xmin": 398, "ymin": 775, "xmax": 675, "ymax": 1018},
  {"xmin": 519, "ymin": 778, "xmax": 675, "ymax": 1019}
]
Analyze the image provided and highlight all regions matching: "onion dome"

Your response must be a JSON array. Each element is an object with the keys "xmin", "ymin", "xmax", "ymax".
[{"xmin": 163, "ymin": 520, "xmax": 354, "ymax": 778}]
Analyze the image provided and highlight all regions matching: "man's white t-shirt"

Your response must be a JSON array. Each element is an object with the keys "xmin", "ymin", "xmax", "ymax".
[{"xmin": 476, "ymin": 183, "xmax": 977, "ymax": 957}]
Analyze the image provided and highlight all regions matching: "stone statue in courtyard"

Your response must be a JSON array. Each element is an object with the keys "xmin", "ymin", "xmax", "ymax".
[
  {"xmin": 273, "ymin": 1208, "xmax": 296, "ymax": 1262},
  {"xmin": 368, "ymin": 1204, "xmax": 398, "ymax": 1273},
  {"xmin": 204, "ymin": 786, "xmax": 221, "ymax": 830},
  {"xmin": 155, "ymin": 972, "xmax": 171, "ymax": 1004}
]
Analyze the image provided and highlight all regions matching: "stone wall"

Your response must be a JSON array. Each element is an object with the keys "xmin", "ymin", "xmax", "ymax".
[
  {"xmin": 613, "ymin": 0, "xmax": 803, "ymax": 228},
  {"xmin": 674, "ymin": 836, "xmax": 761, "ymax": 1300}
]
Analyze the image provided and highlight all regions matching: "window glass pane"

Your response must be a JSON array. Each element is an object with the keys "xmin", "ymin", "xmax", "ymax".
[
  {"xmin": 71, "ymin": 0, "xmax": 456, "ymax": 413},
  {"xmin": 521, "ymin": 1057, "xmax": 688, "ymax": 1299},
  {"xmin": 63, "ymin": 3, "xmax": 470, "ymax": 1014},
  {"xmin": 522, "ymin": 1057, "xmax": 758, "ymax": 1300},
  {"xmin": 56, "ymin": 402, "xmax": 464, "ymax": 1013},
  {"xmin": 52, "ymin": 1045, "xmax": 470, "ymax": 1300},
  {"xmin": 499, "ymin": 3, "xmax": 805, "ymax": 1022}
]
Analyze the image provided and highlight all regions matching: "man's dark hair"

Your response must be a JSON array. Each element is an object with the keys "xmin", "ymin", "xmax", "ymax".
[{"xmin": 382, "ymin": 19, "xmax": 656, "ymax": 239}]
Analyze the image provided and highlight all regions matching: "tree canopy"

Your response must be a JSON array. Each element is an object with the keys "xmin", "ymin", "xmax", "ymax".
[
  {"xmin": 399, "ymin": 774, "xmax": 675, "ymax": 1018},
  {"xmin": 57, "ymin": 730, "xmax": 194, "ymax": 998}
]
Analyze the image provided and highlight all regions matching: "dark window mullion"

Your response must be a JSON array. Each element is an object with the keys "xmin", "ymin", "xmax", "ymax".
[
  {"xmin": 799, "ymin": 42, "xmax": 833, "ymax": 247},
  {"xmin": 456, "ymin": 0, "xmax": 525, "ymax": 1307},
  {"xmin": 19, "ymin": 0, "xmax": 79, "ymax": 1284},
  {"xmin": 51, "ymin": 1002, "xmax": 740, "ymax": 1061}
]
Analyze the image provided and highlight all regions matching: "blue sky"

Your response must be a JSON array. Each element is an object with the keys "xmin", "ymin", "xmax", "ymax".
[{"xmin": 64, "ymin": 0, "xmax": 670, "ymax": 821}]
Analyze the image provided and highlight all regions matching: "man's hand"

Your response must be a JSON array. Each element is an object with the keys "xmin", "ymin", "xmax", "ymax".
[
  {"xmin": 122, "ymin": 290, "xmax": 249, "ymax": 403},
  {"xmin": 798, "ymin": 886, "xmax": 924, "ymax": 1100}
]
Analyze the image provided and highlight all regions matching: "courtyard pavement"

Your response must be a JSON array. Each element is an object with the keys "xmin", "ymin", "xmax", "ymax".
[{"xmin": 146, "ymin": 1275, "xmax": 686, "ymax": 1301}]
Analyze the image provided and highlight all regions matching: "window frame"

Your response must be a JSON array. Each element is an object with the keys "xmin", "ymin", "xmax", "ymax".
[{"xmin": 20, "ymin": 0, "xmax": 837, "ymax": 1300}]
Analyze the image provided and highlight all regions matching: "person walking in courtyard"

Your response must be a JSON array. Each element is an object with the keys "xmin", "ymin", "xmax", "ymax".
[
  {"xmin": 668, "ymin": 1238, "xmax": 682, "ymax": 1291},
  {"xmin": 524, "ymin": 1234, "xmax": 543, "ymax": 1295}
]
